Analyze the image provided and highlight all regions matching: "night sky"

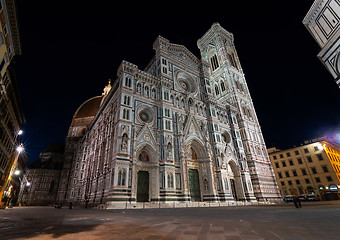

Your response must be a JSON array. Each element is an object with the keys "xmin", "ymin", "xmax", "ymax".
[{"xmin": 13, "ymin": 1, "xmax": 340, "ymax": 162}]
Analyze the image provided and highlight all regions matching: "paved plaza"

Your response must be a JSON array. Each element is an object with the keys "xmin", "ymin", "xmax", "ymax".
[{"xmin": 1, "ymin": 201, "xmax": 340, "ymax": 240}]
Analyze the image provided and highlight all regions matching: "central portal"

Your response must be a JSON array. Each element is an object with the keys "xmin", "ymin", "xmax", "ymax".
[
  {"xmin": 189, "ymin": 169, "xmax": 201, "ymax": 201},
  {"xmin": 137, "ymin": 171, "xmax": 149, "ymax": 202}
]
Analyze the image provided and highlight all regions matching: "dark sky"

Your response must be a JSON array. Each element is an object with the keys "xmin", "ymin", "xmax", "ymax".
[{"xmin": 13, "ymin": 1, "xmax": 340, "ymax": 162}]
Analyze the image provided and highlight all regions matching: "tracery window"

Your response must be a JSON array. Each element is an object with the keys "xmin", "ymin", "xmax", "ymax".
[
  {"xmin": 215, "ymin": 84, "xmax": 220, "ymax": 96},
  {"xmin": 145, "ymin": 86, "xmax": 149, "ymax": 97},
  {"xmin": 210, "ymin": 54, "xmax": 219, "ymax": 71},
  {"xmin": 136, "ymin": 83, "xmax": 141, "ymax": 93},
  {"xmin": 220, "ymin": 80, "xmax": 226, "ymax": 92},
  {"xmin": 165, "ymin": 120, "xmax": 171, "ymax": 130},
  {"xmin": 125, "ymin": 77, "xmax": 131, "ymax": 87},
  {"xmin": 123, "ymin": 95, "xmax": 130, "ymax": 105},
  {"xmin": 122, "ymin": 109, "xmax": 130, "ymax": 120},
  {"xmin": 163, "ymin": 90, "xmax": 169, "ymax": 101},
  {"xmin": 151, "ymin": 88, "xmax": 156, "ymax": 99},
  {"xmin": 117, "ymin": 169, "xmax": 126, "ymax": 186},
  {"xmin": 168, "ymin": 173, "xmax": 174, "ymax": 188}
]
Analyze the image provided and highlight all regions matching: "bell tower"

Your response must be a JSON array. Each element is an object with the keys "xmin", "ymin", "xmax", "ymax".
[{"xmin": 198, "ymin": 23, "xmax": 281, "ymax": 201}]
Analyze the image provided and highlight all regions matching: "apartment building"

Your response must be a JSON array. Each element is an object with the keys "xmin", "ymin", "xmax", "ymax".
[
  {"xmin": 0, "ymin": 0, "xmax": 25, "ymax": 201},
  {"xmin": 268, "ymin": 139, "xmax": 340, "ymax": 200}
]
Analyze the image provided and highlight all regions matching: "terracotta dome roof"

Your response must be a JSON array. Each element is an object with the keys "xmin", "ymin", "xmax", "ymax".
[
  {"xmin": 74, "ymin": 96, "xmax": 103, "ymax": 119},
  {"xmin": 42, "ymin": 142, "xmax": 65, "ymax": 153}
]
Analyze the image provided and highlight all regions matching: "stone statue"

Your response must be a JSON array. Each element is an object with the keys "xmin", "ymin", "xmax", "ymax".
[{"xmin": 121, "ymin": 134, "xmax": 128, "ymax": 152}]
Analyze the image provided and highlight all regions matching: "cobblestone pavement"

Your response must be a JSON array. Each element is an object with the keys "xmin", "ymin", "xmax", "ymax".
[{"xmin": 1, "ymin": 201, "xmax": 340, "ymax": 240}]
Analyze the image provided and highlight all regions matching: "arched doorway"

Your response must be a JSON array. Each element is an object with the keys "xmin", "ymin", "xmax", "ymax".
[
  {"xmin": 227, "ymin": 161, "xmax": 243, "ymax": 201},
  {"xmin": 134, "ymin": 145, "xmax": 157, "ymax": 202},
  {"xmin": 188, "ymin": 147, "xmax": 201, "ymax": 201}
]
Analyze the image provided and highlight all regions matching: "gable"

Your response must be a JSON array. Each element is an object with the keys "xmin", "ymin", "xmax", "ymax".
[
  {"xmin": 135, "ymin": 124, "xmax": 158, "ymax": 150},
  {"xmin": 184, "ymin": 114, "xmax": 204, "ymax": 140}
]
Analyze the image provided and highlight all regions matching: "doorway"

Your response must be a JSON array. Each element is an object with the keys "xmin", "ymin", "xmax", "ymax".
[
  {"xmin": 230, "ymin": 179, "xmax": 238, "ymax": 200},
  {"xmin": 137, "ymin": 171, "xmax": 149, "ymax": 202},
  {"xmin": 189, "ymin": 169, "xmax": 201, "ymax": 201}
]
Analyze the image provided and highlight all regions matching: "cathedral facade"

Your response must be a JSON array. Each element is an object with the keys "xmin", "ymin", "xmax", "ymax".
[{"xmin": 58, "ymin": 23, "xmax": 281, "ymax": 206}]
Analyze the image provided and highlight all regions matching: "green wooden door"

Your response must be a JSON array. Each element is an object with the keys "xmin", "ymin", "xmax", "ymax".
[
  {"xmin": 189, "ymin": 169, "xmax": 201, "ymax": 201},
  {"xmin": 137, "ymin": 171, "xmax": 149, "ymax": 202}
]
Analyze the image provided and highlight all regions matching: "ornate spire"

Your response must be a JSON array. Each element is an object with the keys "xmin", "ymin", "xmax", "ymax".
[{"xmin": 102, "ymin": 79, "xmax": 112, "ymax": 96}]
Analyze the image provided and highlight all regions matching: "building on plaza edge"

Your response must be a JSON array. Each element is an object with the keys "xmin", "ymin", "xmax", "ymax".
[
  {"xmin": 268, "ymin": 138, "xmax": 340, "ymax": 200},
  {"xmin": 57, "ymin": 23, "xmax": 281, "ymax": 207}
]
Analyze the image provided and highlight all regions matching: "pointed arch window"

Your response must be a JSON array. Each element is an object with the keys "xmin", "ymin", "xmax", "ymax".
[
  {"xmin": 210, "ymin": 54, "xmax": 219, "ymax": 71},
  {"xmin": 122, "ymin": 109, "xmax": 130, "ymax": 120},
  {"xmin": 125, "ymin": 77, "xmax": 131, "ymax": 88},
  {"xmin": 151, "ymin": 88, "xmax": 156, "ymax": 99},
  {"xmin": 220, "ymin": 81, "xmax": 226, "ymax": 92},
  {"xmin": 136, "ymin": 83, "xmax": 141, "ymax": 93},
  {"xmin": 215, "ymin": 84, "xmax": 220, "ymax": 96},
  {"xmin": 117, "ymin": 169, "xmax": 126, "ymax": 186},
  {"xmin": 123, "ymin": 95, "xmax": 130, "ymax": 105},
  {"xmin": 145, "ymin": 86, "xmax": 149, "ymax": 97},
  {"xmin": 168, "ymin": 173, "xmax": 174, "ymax": 188}
]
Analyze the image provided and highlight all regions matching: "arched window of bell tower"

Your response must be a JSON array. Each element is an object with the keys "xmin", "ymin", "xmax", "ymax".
[
  {"xmin": 214, "ymin": 84, "xmax": 220, "ymax": 96},
  {"xmin": 210, "ymin": 54, "xmax": 219, "ymax": 71},
  {"xmin": 220, "ymin": 80, "xmax": 226, "ymax": 92}
]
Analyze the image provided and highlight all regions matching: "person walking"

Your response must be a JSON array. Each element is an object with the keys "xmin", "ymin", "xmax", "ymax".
[{"xmin": 293, "ymin": 196, "xmax": 302, "ymax": 208}]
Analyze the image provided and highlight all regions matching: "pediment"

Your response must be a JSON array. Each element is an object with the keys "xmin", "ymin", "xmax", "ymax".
[
  {"xmin": 136, "ymin": 124, "xmax": 157, "ymax": 148},
  {"xmin": 167, "ymin": 44, "xmax": 200, "ymax": 67},
  {"xmin": 184, "ymin": 115, "xmax": 203, "ymax": 140}
]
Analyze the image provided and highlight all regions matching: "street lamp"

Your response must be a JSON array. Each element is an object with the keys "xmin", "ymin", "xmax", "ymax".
[
  {"xmin": 14, "ymin": 170, "xmax": 20, "ymax": 176},
  {"xmin": 18, "ymin": 130, "xmax": 23, "ymax": 136},
  {"xmin": 16, "ymin": 144, "xmax": 24, "ymax": 154}
]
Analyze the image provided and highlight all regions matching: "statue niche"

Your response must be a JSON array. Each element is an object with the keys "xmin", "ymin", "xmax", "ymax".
[{"xmin": 121, "ymin": 133, "xmax": 128, "ymax": 152}]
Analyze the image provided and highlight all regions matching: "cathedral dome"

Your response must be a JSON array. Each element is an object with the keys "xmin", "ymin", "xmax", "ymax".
[
  {"xmin": 73, "ymin": 96, "xmax": 103, "ymax": 119},
  {"xmin": 42, "ymin": 142, "xmax": 65, "ymax": 154}
]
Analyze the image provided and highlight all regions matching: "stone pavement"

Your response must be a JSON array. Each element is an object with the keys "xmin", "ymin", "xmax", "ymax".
[{"xmin": 1, "ymin": 201, "xmax": 340, "ymax": 240}]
